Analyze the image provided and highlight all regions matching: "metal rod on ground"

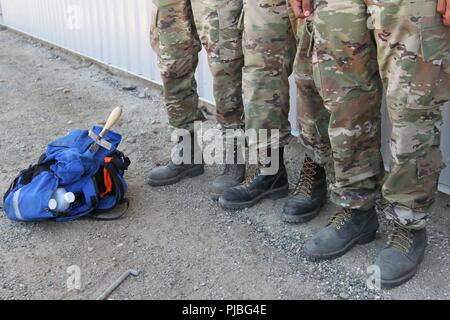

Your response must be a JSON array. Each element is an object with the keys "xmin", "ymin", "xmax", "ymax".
[{"xmin": 96, "ymin": 269, "xmax": 140, "ymax": 300}]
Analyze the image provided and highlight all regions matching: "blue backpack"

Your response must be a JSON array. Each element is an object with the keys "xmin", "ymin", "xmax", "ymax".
[{"xmin": 2, "ymin": 126, "xmax": 131, "ymax": 222}]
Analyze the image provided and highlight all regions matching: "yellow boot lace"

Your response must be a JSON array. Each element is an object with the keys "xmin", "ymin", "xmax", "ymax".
[
  {"xmin": 294, "ymin": 157, "xmax": 318, "ymax": 197},
  {"xmin": 328, "ymin": 208, "xmax": 353, "ymax": 230},
  {"xmin": 388, "ymin": 222, "xmax": 413, "ymax": 253}
]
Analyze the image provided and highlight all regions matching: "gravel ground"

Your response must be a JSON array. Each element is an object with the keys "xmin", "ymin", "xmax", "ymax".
[{"xmin": 0, "ymin": 29, "xmax": 449, "ymax": 300}]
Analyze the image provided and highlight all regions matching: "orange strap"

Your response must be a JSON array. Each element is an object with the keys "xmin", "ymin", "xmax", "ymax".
[{"xmin": 100, "ymin": 157, "xmax": 113, "ymax": 198}]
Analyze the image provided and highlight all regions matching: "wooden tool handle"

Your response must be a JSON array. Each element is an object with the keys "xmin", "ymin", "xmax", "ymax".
[{"xmin": 100, "ymin": 107, "xmax": 123, "ymax": 138}]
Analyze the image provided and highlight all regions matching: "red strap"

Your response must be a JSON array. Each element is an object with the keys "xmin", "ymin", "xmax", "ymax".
[{"xmin": 100, "ymin": 157, "xmax": 114, "ymax": 198}]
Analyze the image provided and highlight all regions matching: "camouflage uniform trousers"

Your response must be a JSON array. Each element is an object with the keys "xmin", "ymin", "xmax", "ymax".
[
  {"xmin": 291, "ymin": 16, "xmax": 332, "ymax": 166},
  {"xmin": 292, "ymin": 8, "xmax": 383, "ymax": 209},
  {"xmin": 151, "ymin": 0, "xmax": 244, "ymax": 132},
  {"xmin": 309, "ymin": 0, "xmax": 450, "ymax": 229},
  {"xmin": 242, "ymin": 0, "xmax": 297, "ymax": 149}
]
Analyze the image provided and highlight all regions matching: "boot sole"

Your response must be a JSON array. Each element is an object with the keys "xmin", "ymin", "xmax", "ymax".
[
  {"xmin": 380, "ymin": 251, "xmax": 425, "ymax": 290},
  {"xmin": 282, "ymin": 202, "xmax": 324, "ymax": 224},
  {"xmin": 148, "ymin": 166, "xmax": 205, "ymax": 187},
  {"xmin": 304, "ymin": 229, "xmax": 378, "ymax": 262},
  {"xmin": 218, "ymin": 185, "xmax": 289, "ymax": 210}
]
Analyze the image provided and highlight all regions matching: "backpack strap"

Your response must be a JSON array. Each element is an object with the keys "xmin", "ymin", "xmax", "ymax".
[
  {"xmin": 105, "ymin": 160, "xmax": 126, "ymax": 201},
  {"xmin": 87, "ymin": 198, "xmax": 129, "ymax": 221},
  {"xmin": 3, "ymin": 153, "xmax": 55, "ymax": 203},
  {"xmin": 87, "ymin": 152, "xmax": 130, "ymax": 221},
  {"xmin": 109, "ymin": 151, "xmax": 131, "ymax": 172},
  {"xmin": 3, "ymin": 174, "xmax": 21, "ymax": 204}
]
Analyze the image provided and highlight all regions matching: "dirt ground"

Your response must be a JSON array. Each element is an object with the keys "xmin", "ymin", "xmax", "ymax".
[{"xmin": 0, "ymin": 29, "xmax": 449, "ymax": 300}]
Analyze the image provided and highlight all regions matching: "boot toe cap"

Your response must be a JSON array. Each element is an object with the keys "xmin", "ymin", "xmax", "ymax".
[
  {"xmin": 221, "ymin": 186, "xmax": 249, "ymax": 202},
  {"xmin": 304, "ymin": 228, "xmax": 341, "ymax": 257},
  {"xmin": 283, "ymin": 197, "xmax": 317, "ymax": 216},
  {"xmin": 149, "ymin": 166, "xmax": 171, "ymax": 181},
  {"xmin": 375, "ymin": 248, "xmax": 416, "ymax": 282}
]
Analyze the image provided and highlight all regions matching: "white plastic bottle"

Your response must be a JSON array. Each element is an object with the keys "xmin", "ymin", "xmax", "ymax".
[{"xmin": 48, "ymin": 188, "xmax": 75, "ymax": 213}]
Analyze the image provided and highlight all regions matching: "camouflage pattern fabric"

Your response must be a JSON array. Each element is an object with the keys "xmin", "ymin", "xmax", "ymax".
[
  {"xmin": 291, "ymin": 17, "xmax": 331, "ymax": 165},
  {"xmin": 151, "ymin": 0, "xmax": 244, "ymax": 131},
  {"xmin": 371, "ymin": 0, "xmax": 450, "ymax": 229},
  {"xmin": 310, "ymin": 0, "xmax": 450, "ymax": 228},
  {"xmin": 309, "ymin": 0, "xmax": 385, "ymax": 212},
  {"xmin": 242, "ymin": 0, "xmax": 297, "ymax": 149}
]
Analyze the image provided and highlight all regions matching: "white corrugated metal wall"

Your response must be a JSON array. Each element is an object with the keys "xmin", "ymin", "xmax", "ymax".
[
  {"xmin": 0, "ymin": 0, "xmax": 3, "ymax": 25},
  {"xmin": 0, "ymin": 0, "xmax": 449, "ymax": 194}
]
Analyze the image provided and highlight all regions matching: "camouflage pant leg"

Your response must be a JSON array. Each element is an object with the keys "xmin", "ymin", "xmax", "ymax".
[
  {"xmin": 292, "ymin": 18, "xmax": 331, "ymax": 165},
  {"xmin": 191, "ymin": 0, "xmax": 245, "ymax": 130},
  {"xmin": 312, "ymin": 0, "xmax": 384, "ymax": 210},
  {"xmin": 151, "ymin": 0, "xmax": 205, "ymax": 131},
  {"xmin": 242, "ymin": 0, "xmax": 297, "ymax": 149},
  {"xmin": 368, "ymin": 0, "xmax": 450, "ymax": 229}
]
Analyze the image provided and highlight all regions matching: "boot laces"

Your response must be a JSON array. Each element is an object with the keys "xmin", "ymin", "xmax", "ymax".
[
  {"xmin": 242, "ymin": 165, "xmax": 261, "ymax": 186},
  {"xmin": 387, "ymin": 222, "xmax": 413, "ymax": 253},
  {"xmin": 294, "ymin": 156, "xmax": 318, "ymax": 197},
  {"xmin": 375, "ymin": 197, "xmax": 393, "ymax": 216},
  {"xmin": 376, "ymin": 199, "xmax": 414, "ymax": 253},
  {"xmin": 328, "ymin": 208, "xmax": 353, "ymax": 230}
]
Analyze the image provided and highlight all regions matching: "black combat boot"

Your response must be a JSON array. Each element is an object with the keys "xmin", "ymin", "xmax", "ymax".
[
  {"xmin": 375, "ymin": 224, "xmax": 427, "ymax": 289},
  {"xmin": 148, "ymin": 132, "xmax": 204, "ymax": 186},
  {"xmin": 210, "ymin": 145, "xmax": 246, "ymax": 201},
  {"xmin": 218, "ymin": 148, "xmax": 289, "ymax": 210},
  {"xmin": 304, "ymin": 208, "xmax": 379, "ymax": 261},
  {"xmin": 282, "ymin": 156, "xmax": 327, "ymax": 224}
]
